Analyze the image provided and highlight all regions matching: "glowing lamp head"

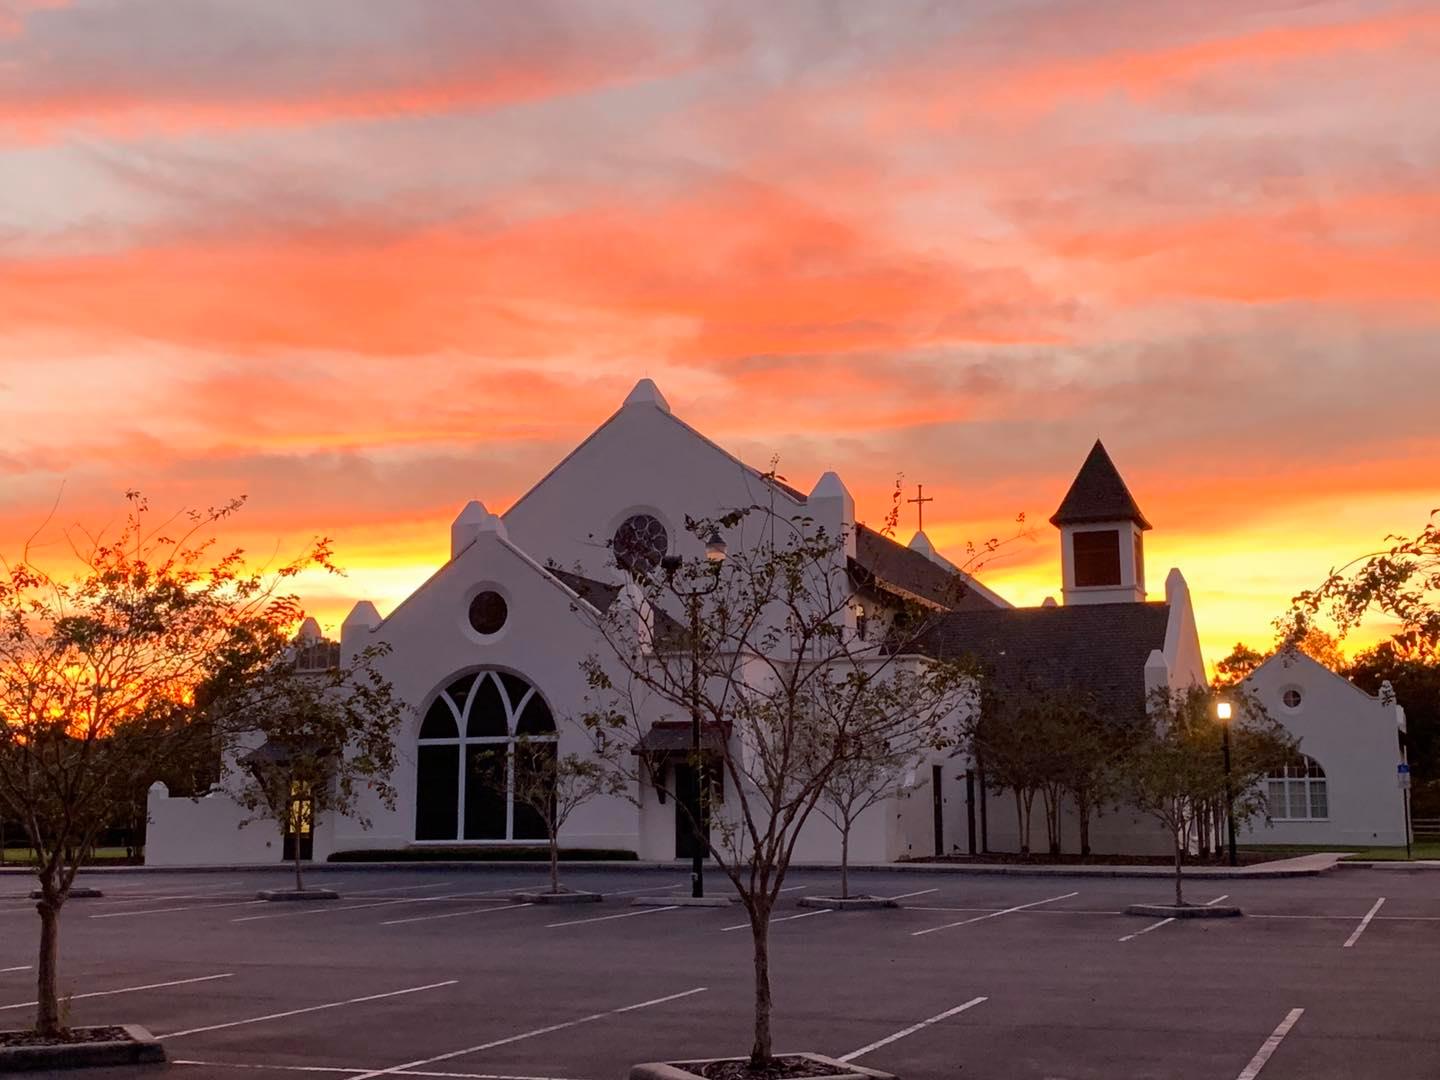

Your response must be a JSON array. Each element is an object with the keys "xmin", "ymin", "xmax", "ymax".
[
  {"xmin": 1216, "ymin": 701, "xmax": 1233, "ymax": 722},
  {"xmin": 704, "ymin": 529, "xmax": 728, "ymax": 563}
]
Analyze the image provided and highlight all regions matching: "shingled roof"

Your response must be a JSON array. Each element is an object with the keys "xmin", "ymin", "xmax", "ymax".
[
  {"xmin": 853, "ymin": 524, "xmax": 1005, "ymax": 612},
  {"xmin": 915, "ymin": 601, "xmax": 1170, "ymax": 716},
  {"xmin": 1050, "ymin": 440, "xmax": 1152, "ymax": 530}
]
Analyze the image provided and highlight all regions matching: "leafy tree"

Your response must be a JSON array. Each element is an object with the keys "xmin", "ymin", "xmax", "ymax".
[
  {"xmin": 1124, "ymin": 686, "xmax": 1295, "ymax": 905},
  {"xmin": 471, "ymin": 737, "xmax": 630, "ymax": 895},
  {"xmin": 223, "ymin": 639, "xmax": 407, "ymax": 893},
  {"xmin": 1213, "ymin": 642, "xmax": 1267, "ymax": 688},
  {"xmin": 0, "ymin": 493, "xmax": 330, "ymax": 1037},
  {"xmin": 1289, "ymin": 511, "xmax": 1440, "ymax": 648},
  {"xmin": 579, "ymin": 503, "xmax": 978, "ymax": 1067},
  {"xmin": 1214, "ymin": 629, "xmax": 1346, "ymax": 688},
  {"xmin": 817, "ymin": 734, "xmax": 916, "ymax": 900}
]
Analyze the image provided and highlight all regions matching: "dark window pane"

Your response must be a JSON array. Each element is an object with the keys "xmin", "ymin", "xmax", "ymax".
[
  {"xmin": 467, "ymin": 674, "xmax": 508, "ymax": 737},
  {"xmin": 464, "ymin": 746, "xmax": 509, "ymax": 839},
  {"xmin": 445, "ymin": 674, "xmax": 477, "ymax": 710},
  {"xmin": 499, "ymin": 673, "xmax": 532, "ymax": 711},
  {"xmin": 419, "ymin": 698, "xmax": 459, "ymax": 740},
  {"xmin": 1073, "ymin": 529, "xmax": 1122, "ymax": 587},
  {"xmin": 415, "ymin": 745, "xmax": 459, "ymax": 840},
  {"xmin": 468, "ymin": 591, "xmax": 508, "ymax": 635},
  {"xmin": 513, "ymin": 743, "xmax": 557, "ymax": 840},
  {"xmin": 516, "ymin": 694, "xmax": 556, "ymax": 736}
]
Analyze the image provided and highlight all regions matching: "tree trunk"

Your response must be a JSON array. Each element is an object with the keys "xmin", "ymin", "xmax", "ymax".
[
  {"xmin": 294, "ymin": 847, "xmax": 304, "ymax": 893},
  {"xmin": 1078, "ymin": 796, "xmax": 1091, "ymax": 858},
  {"xmin": 34, "ymin": 893, "xmax": 62, "ymax": 1036},
  {"xmin": 1013, "ymin": 790, "xmax": 1028, "ymax": 855},
  {"xmin": 1172, "ymin": 825, "xmax": 1185, "ymax": 907},
  {"xmin": 748, "ymin": 902, "xmax": 774, "ymax": 1067},
  {"xmin": 549, "ymin": 833, "xmax": 560, "ymax": 895},
  {"xmin": 840, "ymin": 826, "xmax": 850, "ymax": 900}
]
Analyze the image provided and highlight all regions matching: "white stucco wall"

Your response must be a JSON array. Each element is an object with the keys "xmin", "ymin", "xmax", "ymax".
[
  {"xmin": 501, "ymin": 388, "xmax": 811, "ymax": 584},
  {"xmin": 145, "ymin": 781, "xmax": 339, "ymax": 867},
  {"xmin": 1238, "ymin": 653, "xmax": 1408, "ymax": 847},
  {"xmin": 336, "ymin": 524, "xmax": 642, "ymax": 856}
]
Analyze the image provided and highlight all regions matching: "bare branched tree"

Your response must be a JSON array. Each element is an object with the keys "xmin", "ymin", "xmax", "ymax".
[
  {"xmin": 470, "ymin": 736, "xmax": 631, "ymax": 895},
  {"xmin": 577, "ymin": 499, "xmax": 980, "ymax": 1067},
  {"xmin": 223, "ymin": 641, "xmax": 408, "ymax": 893}
]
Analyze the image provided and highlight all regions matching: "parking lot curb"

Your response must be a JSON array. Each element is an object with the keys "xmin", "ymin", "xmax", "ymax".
[{"xmin": 0, "ymin": 1024, "xmax": 164, "ymax": 1072}]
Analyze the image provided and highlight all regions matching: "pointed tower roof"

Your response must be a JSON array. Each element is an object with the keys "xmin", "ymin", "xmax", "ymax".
[{"xmin": 1049, "ymin": 439, "xmax": 1152, "ymax": 530}]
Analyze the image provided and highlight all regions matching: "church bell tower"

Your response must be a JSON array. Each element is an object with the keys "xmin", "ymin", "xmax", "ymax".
[{"xmin": 1050, "ymin": 440, "xmax": 1151, "ymax": 605}]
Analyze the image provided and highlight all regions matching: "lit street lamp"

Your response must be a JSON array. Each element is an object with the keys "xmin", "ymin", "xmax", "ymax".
[
  {"xmin": 661, "ymin": 529, "xmax": 727, "ymax": 898},
  {"xmin": 1216, "ymin": 700, "xmax": 1237, "ymax": 867}
]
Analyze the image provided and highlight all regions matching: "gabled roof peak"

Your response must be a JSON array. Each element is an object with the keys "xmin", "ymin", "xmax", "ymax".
[
  {"xmin": 1050, "ymin": 439, "xmax": 1152, "ymax": 530},
  {"xmin": 622, "ymin": 378, "xmax": 670, "ymax": 413}
]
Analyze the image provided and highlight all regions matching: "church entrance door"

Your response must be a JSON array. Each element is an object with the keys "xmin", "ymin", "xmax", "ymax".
[
  {"xmin": 283, "ymin": 786, "xmax": 314, "ymax": 863},
  {"xmin": 673, "ymin": 764, "xmax": 710, "ymax": 860}
]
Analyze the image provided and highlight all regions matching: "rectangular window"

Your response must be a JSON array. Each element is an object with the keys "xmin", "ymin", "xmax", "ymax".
[
  {"xmin": 1073, "ymin": 529, "xmax": 1122, "ymax": 587},
  {"xmin": 1309, "ymin": 781, "xmax": 1328, "ymax": 819},
  {"xmin": 1268, "ymin": 780, "xmax": 1288, "ymax": 819},
  {"xmin": 1288, "ymin": 779, "xmax": 1309, "ymax": 819}
]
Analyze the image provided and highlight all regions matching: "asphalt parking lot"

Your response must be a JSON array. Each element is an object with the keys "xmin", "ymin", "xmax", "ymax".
[{"xmin": 0, "ymin": 864, "xmax": 1434, "ymax": 1079}]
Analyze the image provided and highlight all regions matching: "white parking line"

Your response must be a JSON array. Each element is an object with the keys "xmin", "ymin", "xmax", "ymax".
[
  {"xmin": 160, "ymin": 980, "xmax": 459, "ymax": 1039},
  {"xmin": 1236, "ymin": 1008, "xmax": 1304, "ymax": 1079},
  {"xmin": 1343, "ymin": 897, "xmax": 1385, "ymax": 948},
  {"xmin": 1207, "ymin": 894, "xmax": 1230, "ymax": 906},
  {"xmin": 231, "ymin": 893, "xmax": 511, "ymax": 924},
  {"xmin": 0, "ymin": 972, "xmax": 233, "ymax": 1011},
  {"xmin": 911, "ymin": 892, "xmax": 1079, "ymax": 937},
  {"xmin": 838, "ymin": 997, "xmax": 988, "ymax": 1062},
  {"xmin": 720, "ymin": 909, "xmax": 831, "ymax": 932},
  {"xmin": 342, "ymin": 986, "xmax": 707, "ymax": 1080},
  {"xmin": 885, "ymin": 888, "xmax": 939, "ymax": 902},
  {"xmin": 345, "ymin": 881, "xmax": 456, "ymax": 896},
  {"xmin": 383, "ymin": 903, "xmax": 533, "ymax": 927},
  {"xmin": 607, "ymin": 882, "xmax": 689, "ymax": 897},
  {"xmin": 91, "ymin": 899, "xmax": 267, "ymax": 919},
  {"xmin": 1119, "ymin": 917, "xmax": 1174, "ymax": 943},
  {"xmin": 174, "ymin": 1061, "xmax": 588, "ymax": 1079},
  {"xmin": 0, "ymin": 966, "xmax": 29, "ymax": 974},
  {"xmin": 546, "ymin": 905, "xmax": 677, "ymax": 929}
]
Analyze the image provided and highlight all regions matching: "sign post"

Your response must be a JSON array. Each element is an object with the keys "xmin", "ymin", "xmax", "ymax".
[{"xmin": 1398, "ymin": 764, "xmax": 1412, "ymax": 861}]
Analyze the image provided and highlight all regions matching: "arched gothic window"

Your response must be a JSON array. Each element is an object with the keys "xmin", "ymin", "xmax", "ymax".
[
  {"xmin": 415, "ymin": 670, "xmax": 557, "ymax": 841},
  {"xmin": 1267, "ymin": 755, "xmax": 1327, "ymax": 821}
]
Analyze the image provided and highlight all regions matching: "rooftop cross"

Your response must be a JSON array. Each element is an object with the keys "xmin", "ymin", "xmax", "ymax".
[{"xmin": 906, "ymin": 483, "xmax": 935, "ymax": 532}]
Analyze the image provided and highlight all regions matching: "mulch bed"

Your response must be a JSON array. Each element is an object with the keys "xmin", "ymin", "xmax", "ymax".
[
  {"xmin": 0, "ymin": 1026, "xmax": 130, "ymax": 1047},
  {"xmin": 677, "ymin": 1057, "xmax": 844, "ymax": 1079},
  {"xmin": 913, "ymin": 851, "xmax": 1277, "ymax": 867}
]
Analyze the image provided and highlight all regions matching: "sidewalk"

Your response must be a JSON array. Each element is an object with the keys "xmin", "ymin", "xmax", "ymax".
[
  {"xmin": 1339, "ymin": 858, "xmax": 1440, "ymax": 871},
  {"xmin": 0, "ymin": 852, "xmax": 1348, "ymax": 880}
]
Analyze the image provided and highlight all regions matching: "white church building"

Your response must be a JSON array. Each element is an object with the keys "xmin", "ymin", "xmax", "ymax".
[{"xmin": 145, "ymin": 379, "xmax": 1400, "ymax": 866}]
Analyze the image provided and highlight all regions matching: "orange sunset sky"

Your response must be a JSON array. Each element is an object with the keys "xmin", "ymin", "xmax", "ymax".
[{"xmin": 1, "ymin": 0, "xmax": 1437, "ymax": 667}]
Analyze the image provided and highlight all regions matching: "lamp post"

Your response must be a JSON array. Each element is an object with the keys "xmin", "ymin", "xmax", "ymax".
[
  {"xmin": 660, "ymin": 529, "xmax": 727, "ymax": 899},
  {"xmin": 1216, "ymin": 700, "xmax": 1237, "ymax": 867}
]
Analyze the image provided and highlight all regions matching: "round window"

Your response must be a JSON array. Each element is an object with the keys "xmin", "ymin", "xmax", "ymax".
[
  {"xmin": 468, "ymin": 590, "xmax": 508, "ymax": 635},
  {"xmin": 613, "ymin": 514, "xmax": 668, "ymax": 576},
  {"xmin": 1282, "ymin": 688, "xmax": 1303, "ymax": 710}
]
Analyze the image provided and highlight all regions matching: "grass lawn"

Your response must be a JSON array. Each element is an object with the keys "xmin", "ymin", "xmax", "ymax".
[
  {"xmin": 1340, "ymin": 843, "xmax": 1440, "ymax": 861},
  {"xmin": 1241, "ymin": 842, "xmax": 1440, "ymax": 861},
  {"xmin": 0, "ymin": 846, "xmax": 135, "ymax": 866}
]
